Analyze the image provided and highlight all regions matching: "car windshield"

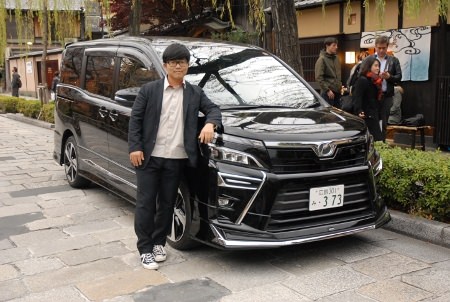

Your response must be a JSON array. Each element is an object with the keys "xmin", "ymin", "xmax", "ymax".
[{"xmin": 153, "ymin": 43, "xmax": 320, "ymax": 109}]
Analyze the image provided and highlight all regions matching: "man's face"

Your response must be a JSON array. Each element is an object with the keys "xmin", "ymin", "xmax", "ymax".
[
  {"xmin": 163, "ymin": 59, "xmax": 188, "ymax": 83},
  {"xmin": 326, "ymin": 43, "xmax": 338, "ymax": 55},
  {"xmin": 375, "ymin": 42, "xmax": 388, "ymax": 58}
]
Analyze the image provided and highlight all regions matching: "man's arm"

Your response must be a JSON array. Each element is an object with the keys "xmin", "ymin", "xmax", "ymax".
[
  {"xmin": 387, "ymin": 57, "xmax": 402, "ymax": 84},
  {"xmin": 198, "ymin": 89, "xmax": 221, "ymax": 144},
  {"xmin": 314, "ymin": 57, "xmax": 328, "ymax": 92}
]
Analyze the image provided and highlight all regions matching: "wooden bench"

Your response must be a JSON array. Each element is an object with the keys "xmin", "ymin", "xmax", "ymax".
[{"xmin": 386, "ymin": 125, "xmax": 432, "ymax": 151}]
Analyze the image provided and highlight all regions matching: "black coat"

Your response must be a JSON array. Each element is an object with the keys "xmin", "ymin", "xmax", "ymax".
[
  {"xmin": 128, "ymin": 78, "xmax": 222, "ymax": 168},
  {"xmin": 352, "ymin": 75, "xmax": 380, "ymax": 119}
]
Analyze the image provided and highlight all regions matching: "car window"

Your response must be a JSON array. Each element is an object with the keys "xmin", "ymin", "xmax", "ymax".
[
  {"xmin": 85, "ymin": 55, "xmax": 115, "ymax": 98},
  {"xmin": 61, "ymin": 47, "xmax": 84, "ymax": 87},
  {"xmin": 118, "ymin": 57, "xmax": 159, "ymax": 90}
]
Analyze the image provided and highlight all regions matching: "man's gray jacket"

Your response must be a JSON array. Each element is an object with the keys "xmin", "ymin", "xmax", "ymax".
[{"xmin": 128, "ymin": 78, "xmax": 222, "ymax": 168}]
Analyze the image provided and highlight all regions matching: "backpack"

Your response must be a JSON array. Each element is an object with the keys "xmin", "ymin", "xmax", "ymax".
[
  {"xmin": 17, "ymin": 78, "xmax": 22, "ymax": 88},
  {"xmin": 347, "ymin": 63, "xmax": 361, "ymax": 94},
  {"xmin": 401, "ymin": 114, "xmax": 425, "ymax": 127}
]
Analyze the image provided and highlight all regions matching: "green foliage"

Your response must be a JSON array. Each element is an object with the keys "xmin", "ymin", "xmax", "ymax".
[
  {"xmin": 41, "ymin": 103, "xmax": 55, "ymax": 123},
  {"xmin": 0, "ymin": 95, "xmax": 54, "ymax": 123},
  {"xmin": 376, "ymin": 142, "xmax": 450, "ymax": 222}
]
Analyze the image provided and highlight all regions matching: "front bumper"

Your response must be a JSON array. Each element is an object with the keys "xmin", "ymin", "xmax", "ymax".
[{"xmin": 209, "ymin": 206, "xmax": 391, "ymax": 249}]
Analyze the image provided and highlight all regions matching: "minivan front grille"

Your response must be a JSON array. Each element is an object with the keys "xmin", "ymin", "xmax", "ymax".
[
  {"xmin": 267, "ymin": 143, "xmax": 367, "ymax": 173},
  {"xmin": 266, "ymin": 173, "xmax": 374, "ymax": 232}
]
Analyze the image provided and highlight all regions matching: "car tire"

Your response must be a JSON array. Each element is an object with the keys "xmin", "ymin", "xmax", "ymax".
[
  {"xmin": 63, "ymin": 136, "xmax": 90, "ymax": 188},
  {"xmin": 167, "ymin": 182, "xmax": 199, "ymax": 250}
]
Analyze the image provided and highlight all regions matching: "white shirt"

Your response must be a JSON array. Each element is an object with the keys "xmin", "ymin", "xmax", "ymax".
[{"xmin": 151, "ymin": 77, "xmax": 188, "ymax": 159}]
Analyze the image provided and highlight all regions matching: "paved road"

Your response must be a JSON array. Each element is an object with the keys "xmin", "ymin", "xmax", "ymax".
[{"xmin": 0, "ymin": 115, "xmax": 449, "ymax": 302}]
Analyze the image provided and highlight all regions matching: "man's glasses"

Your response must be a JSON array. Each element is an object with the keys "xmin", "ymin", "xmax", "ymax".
[{"xmin": 167, "ymin": 60, "xmax": 189, "ymax": 67}]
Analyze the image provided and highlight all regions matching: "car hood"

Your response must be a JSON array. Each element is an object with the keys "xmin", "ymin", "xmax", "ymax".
[{"xmin": 221, "ymin": 108, "xmax": 366, "ymax": 141}]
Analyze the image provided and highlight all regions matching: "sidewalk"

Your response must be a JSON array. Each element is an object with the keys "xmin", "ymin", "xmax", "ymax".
[{"xmin": 1, "ymin": 114, "xmax": 449, "ymax": 302}]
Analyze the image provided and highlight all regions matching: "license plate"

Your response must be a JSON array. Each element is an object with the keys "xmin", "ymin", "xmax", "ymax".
[{"xmin": 309, "ymin": 185, "xmax": 344, "ymax": 211}]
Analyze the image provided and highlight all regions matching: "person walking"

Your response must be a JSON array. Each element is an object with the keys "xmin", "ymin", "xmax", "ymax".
[
  {"xmin": 51, "ymin": 71, "xmax": 60, "ymax": 100},
  {"xmin": 315, "ymin": 37, "xmax": 342, "ymax": 108},
  {"xmin": 371, "ymin": 35, "xmax": 402, "ymax": 141},
  {"xmin": 352, "ymin": 56, "xmax": 383, "ymax": 142},
  {"xmin": 11, "ymin": 67, "xmax": 21, "ymax": 97},
  {"xmin": 128, "ymin": 43, "xmax": 222, "ymax": 270}
]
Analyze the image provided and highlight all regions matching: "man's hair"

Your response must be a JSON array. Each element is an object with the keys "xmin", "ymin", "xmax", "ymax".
[
  {"xmin": 55, "ymin": 71, "xmax": 60, "ymax": 76},
  {"xmin": 324, "ymin": 37, "xmax": 338, "ymax": 46},
  {"xmin": 359, "ymin": 56, "xmax": 380, "ymax": 75},
  {"xmin": 162, "ymin": 43, "xmax": 190, "ymax": 63},
  {"xmin": 12, "ymin": 67, "xmax": 17, "ymax": 72},
  {"xmin": 375, "ymin": 35, "xmax": 389, "ymax": 46}
]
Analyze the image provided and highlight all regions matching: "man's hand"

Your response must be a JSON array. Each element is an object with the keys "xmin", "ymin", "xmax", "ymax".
[
  {"xmin": 327, "ymin": 90, "xmax": 335, "ymax": 100},
  {"xmin": 198, "ymin": 123, "xmax": 216, "ymax": 144},
  {"xmin": 130, "ymin": 151, "xmax": 144, "ymax": 167},
  {"xmin": 381, "ymin": 71, "xmax": 391, "ymax": 79}
]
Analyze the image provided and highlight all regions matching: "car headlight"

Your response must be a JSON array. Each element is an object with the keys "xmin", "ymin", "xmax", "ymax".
[{"xmin": 209, "ymin": 145, "xmax": 264, "ymax": 168}]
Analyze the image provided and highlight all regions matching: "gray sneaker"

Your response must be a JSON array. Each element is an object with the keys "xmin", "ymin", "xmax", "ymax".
[
  {"xmin": 140, "ymin": 253, "xmax": 159, "ymax": 270},
  {"xmin": 153, "ymin": 245, "xmax": 167, "ymax": 262}
]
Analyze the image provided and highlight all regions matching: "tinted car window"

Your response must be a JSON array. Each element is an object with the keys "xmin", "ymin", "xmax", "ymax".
[
  {"xmin": 118, "ymin": 57, "xmax": 159, "ymax": 90},
  {"xmin": 85, "ymin": 55, "xmax": 115, "ymax": 98},
  {"xmin": 153, "ymin": 45, "xmax": 318, "ymax": 109},
  {"xmin": 61, "ymin": 47, "xmax": 84, "ymax": 87}
]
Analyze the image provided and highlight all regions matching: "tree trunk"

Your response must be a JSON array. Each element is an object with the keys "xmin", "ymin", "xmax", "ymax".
[
  {"xmin": 130, "ymin": 0, "xmax": 142, "ymax": 36},
  {"xmin": 40, "ymin": 1, "xmax": 49, "ymax": 104},
  {"xmin": 270, "ymin": 0, "xmax": 304, "ymax": 77}
]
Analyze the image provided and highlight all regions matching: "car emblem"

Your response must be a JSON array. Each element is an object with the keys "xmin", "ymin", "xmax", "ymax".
[{"xmin": 316, "ymin": 142, "xmax": 336, "ymax": 157}]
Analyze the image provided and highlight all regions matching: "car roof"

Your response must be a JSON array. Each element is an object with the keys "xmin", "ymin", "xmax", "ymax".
[{"xmin": 66, "ymin": 36, "xmax": 261, "ymax": 52}]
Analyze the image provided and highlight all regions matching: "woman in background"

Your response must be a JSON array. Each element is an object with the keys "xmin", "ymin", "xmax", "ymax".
[{"xmin": 352, "ymin": 56, "xmax": 383, "ymax": 141}]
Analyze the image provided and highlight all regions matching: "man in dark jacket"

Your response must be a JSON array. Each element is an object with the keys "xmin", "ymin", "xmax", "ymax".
[
  {"xmin": 128, "ymin": 43, "xmax": 221, "ymax": 270},
  {"xmin": 371, "ymin": 35, "xmax": 402, "ymax": 141},
  {"xmin": 315, "ymin": 37, "xmax": 342, "ymax": 108},
  {"xmin": 11, "ymin": 67, "xmax": 21, "ymax": 97}
]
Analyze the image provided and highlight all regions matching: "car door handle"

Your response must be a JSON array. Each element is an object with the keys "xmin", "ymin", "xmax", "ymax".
[
  {"xmin": 109, "ymin": 110, "xmax": 119, "ymax": 122},
  {"xmin": 98, "ymin": 107, "xmax": 108, "ymax": 118}
]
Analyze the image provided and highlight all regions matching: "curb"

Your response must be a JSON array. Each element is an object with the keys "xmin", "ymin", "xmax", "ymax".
[
  {"xmin": 4, "ymin": 113, "xmax": 54, "ymax": 129},
  {"xmin": 383, "ymin": 209, "xmax": 450, "ymax": 248}
]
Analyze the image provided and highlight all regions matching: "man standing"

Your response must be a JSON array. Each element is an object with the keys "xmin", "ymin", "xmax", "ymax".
[
  {"xmin": 51, "ymin": 71, "xmax": 60, "ymax": 100},
  {"xmin": 315, "ymin": 37, "xmax": 342, "ymax": 108},
  {"xmin": 372, "ymin": 35, "xmax": 402, "ymax": 141},
  {"xmin": 11, "ymin": 67, "xmax": 21, "ymax": 97},
  {"xmin": 128, "ymin": 43, "xmax": 221, "ymax": 270}
]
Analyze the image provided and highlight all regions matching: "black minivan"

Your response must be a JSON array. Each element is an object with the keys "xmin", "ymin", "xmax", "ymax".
[{"xmin": 53, "ymin": 36, "xmax": 390, "ymax": 250}]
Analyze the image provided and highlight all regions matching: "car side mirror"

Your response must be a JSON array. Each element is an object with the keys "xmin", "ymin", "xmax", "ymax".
[{"xmin": 114, "ymin": 87, "xmax": 140, "ymax": 107}]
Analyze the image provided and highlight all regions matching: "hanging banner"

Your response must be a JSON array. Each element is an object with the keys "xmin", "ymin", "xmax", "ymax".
[{"xmin": 360, "ymin": 26, "xmax": 431, "ymax": 81}]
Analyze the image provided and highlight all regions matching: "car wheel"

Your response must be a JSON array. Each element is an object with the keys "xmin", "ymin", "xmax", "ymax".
[
  {"xmin": 63, "ymin": 136, "xmax": 90, "ymax": 188},
  {"xmin": 167, "ymin": 182, "xmax": 199, "ymax": 250}
]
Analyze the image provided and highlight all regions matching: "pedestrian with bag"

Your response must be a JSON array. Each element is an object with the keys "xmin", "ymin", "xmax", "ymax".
[
  {"xmin": 352, "ymin": 56, "xmax": 383, "ymax": 141},
  {"xmin": 51, "ymin": 71, "xmax": 60, "ymax": 101},
  {"xmin": 11, "ymin": 67, "xmax": 21, "ymax": 97},
  {"xmin": 128, "ymin": 43, "xmax": 222, "ymax": 270}
]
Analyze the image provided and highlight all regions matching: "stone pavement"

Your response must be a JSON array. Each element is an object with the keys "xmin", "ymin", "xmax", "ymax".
[{"xmin": 0, "ymin": 114, "xmax": 449, "ymax": 302}]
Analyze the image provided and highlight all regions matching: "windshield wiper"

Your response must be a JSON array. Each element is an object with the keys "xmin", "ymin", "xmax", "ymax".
[{"xmin": 221, "ymin": 105, "xmax": 294, "ymax": 111}]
